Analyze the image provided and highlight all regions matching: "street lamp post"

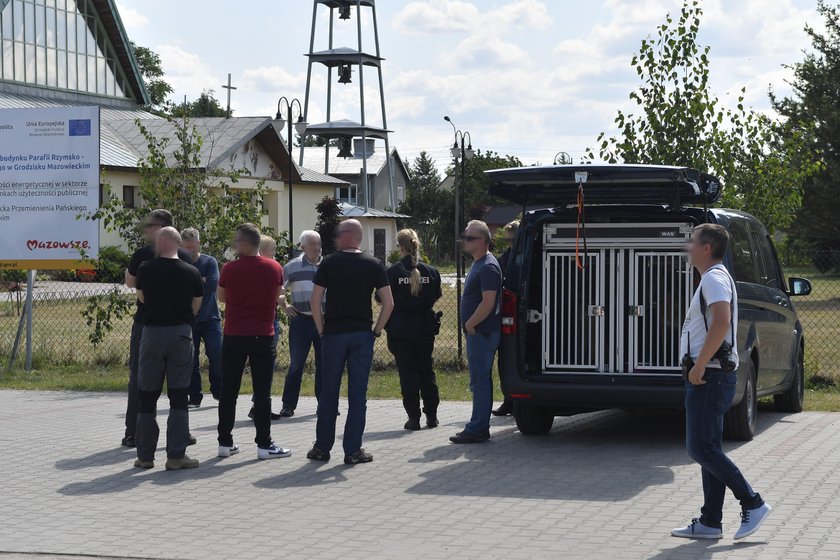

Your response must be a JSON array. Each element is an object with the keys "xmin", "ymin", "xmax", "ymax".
[
  {"xmin": 444, "ymin": 115, "xmax": 475, "ymax": 364},
  {"xmin": 276, "ymin": 97, "xmax": 308, "ymax": 259}
]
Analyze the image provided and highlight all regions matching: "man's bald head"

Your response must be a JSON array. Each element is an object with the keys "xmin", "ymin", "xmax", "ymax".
[
  {"xmin": 336, "ymin": 219, "xmax": 363, "ymax": 250},
  {"xmin": 155, "ymin": 226, "xmax": 181, "ymax": 258}
]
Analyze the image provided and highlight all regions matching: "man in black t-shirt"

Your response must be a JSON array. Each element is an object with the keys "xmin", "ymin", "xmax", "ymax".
[
  {"xmin": 121, "ymin": 209, "xmax": 193, "ymax": 448},
  {"xmin": 134, "ymin": 226, "xmax": 203, "ymax": 470},
  {"xmin": 308, "ymin": 219, "xmax": 394, "ymax": 465}
]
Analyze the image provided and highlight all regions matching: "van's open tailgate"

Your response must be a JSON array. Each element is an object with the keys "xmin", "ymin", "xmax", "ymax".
[{"xmin": 486, "ymin": 164, "xmax": 721, "ymax": 206}]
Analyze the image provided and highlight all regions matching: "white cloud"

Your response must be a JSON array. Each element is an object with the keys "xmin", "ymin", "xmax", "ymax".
[
  {"xmin": 239, "ymin": 66, "xmax": 308, "ymax": 95},
  {"xmin": 116, "ymin": 3, "xmax": 148, "ymax": 29},
  {"xmin": 392, "ymin": 0, "xmax": 481, "ymax": 34},
  {"xmin": 155, "ymin": 44, "xmax": 218, "ymax": 100}
]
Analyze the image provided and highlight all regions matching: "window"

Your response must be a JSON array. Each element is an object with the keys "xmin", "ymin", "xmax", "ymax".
[
  {"xmin": 122, "ymin": 185, "xmax": 136, "ymax": 208},
  {"xmin": 337, "ymin": 184, "xmax": 358, "ymax": 205},
  {"xmin": 750, "ymin": 224, "xmax": 783, "ymax": 290},
  {"xmin": 0, "ymin": 0, "xmax": 133, "ymax": 99},
  {"xmin": 727, "ymin": 221, "xmax": 759, "ymax": 284}
]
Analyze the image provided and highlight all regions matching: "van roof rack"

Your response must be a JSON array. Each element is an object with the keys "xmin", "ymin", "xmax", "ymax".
[{"xmin": 486, "ymin": 164, "xmax": 722, "ymax": 208}]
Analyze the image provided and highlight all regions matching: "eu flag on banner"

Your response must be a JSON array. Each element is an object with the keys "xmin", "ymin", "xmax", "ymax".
[{"xmin": 68, "ymin": 119, "xmax": 91, "ymax": 136}]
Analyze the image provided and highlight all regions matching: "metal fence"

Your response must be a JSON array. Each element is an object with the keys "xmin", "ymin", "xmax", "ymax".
[
  {"xmin": 2, "ymin": 253, "xmax": 840, "ymax": 384},
  {"xmin": 0, "ymin": 266, "xmax": 465, "ymax": 372}
]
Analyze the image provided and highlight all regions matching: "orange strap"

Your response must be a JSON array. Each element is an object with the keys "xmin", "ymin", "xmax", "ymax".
[{"xmin": 575, "ymin": 183, "xmax": 587, "ymax": 270}]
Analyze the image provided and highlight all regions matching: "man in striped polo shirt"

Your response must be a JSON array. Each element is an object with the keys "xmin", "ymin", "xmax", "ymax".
[{"xmin": 277, "ymin": 230, "xmax": 324, "ymax": 417}]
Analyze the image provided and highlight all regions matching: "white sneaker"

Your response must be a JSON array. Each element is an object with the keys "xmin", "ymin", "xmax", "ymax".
[
  {"xmin": 671, "ymin": 518, "xmax": 723, "ymax": 539},
  {"xmin": 734, "ymin": 503, "xmax": 772, "ymax": 540},
  {"xmin": 257, "ymin": 442, "xmax": 292, "ymax": 460},
  {"xmin": 218, "ymin": 444, "xmax": 240, "ymax": 458}
]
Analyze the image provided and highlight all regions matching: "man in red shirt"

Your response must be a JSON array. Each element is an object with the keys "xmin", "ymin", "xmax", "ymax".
[{"xmin": 216, "ymin": 223, "xmax": 291, "ymax": 460}]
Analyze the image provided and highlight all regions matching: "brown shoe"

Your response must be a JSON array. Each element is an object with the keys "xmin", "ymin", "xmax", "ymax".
[
  {"xmin": 133, "ymin": 458, "xmax": 154, "ymax": 469},
  {"xmin": 165, "ymin": 455, "xmax": 199, "ymax": 470}
]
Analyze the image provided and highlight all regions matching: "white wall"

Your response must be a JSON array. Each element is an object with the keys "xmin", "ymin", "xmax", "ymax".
[
  {"xmin": 339, "ymin": 215, "xmax": 399, "ymax": 263},
  {"xmin": 98, "ymin": 167, "xmax": 332, "ymax": 253}
]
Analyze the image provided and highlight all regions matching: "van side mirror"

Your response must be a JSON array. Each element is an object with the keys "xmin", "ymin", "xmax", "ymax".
[{"xmin": 788, "ymin": 277, "xmax": 812, "ymax": 296}]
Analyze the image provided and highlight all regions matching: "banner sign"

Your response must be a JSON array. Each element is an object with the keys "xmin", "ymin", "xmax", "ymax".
[{"xmin": 0, "ymin": 106, "xmax": 100, "ymax": 270}]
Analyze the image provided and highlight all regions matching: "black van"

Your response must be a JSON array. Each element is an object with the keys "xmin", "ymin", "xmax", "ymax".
[{"xmin": 487, "ymin": 164, "xmax": 812, "ymax": 441}]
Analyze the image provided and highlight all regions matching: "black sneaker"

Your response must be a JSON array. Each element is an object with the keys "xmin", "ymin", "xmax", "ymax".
[
  {"xmin": 404, "ymin": 418, "xmax": 422, "ymax": 431},
  {"xmin": 211, "ymin": 391, "xmax": 221, "ymax": 401},
  {"xmin": 492, "ymin": 401, "xmax": 513, "ymax": 416},
  {"xmin": 279, "ymin": 407, "xmax": 295, "ymax": 418},
  {"xmin": 306, "ymin": 445, "xmax": 330, "ymax": 462},
  {"xmin": 449, "ymin": 430, "xmax": 490, "ymax": 444},
  {"xmin": 188, "ymin": 396, "xmax": 202, "ymax": 409},
  {"xmin": 121, "ymin": 435, "xmax": 136, "ymax": 448},
  {"xmin": 344, "ymin": 449, "xmax": 373, "ymax": 465},
  {"xmin": 247, "ymin": 407, "xmax": 255, "ymax": 420},
  {"xmin": 187, "ymin": 434, "xmax": 197, "ymax": 446},
  {"xmin": 270, "ymin": 411, "xmax": 282, "ymax": 420}
]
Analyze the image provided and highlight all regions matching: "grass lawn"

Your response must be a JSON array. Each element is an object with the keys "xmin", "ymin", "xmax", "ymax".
[{"xmin": 0, "ymin": 363, "xmax": 490, "ymax": 402}]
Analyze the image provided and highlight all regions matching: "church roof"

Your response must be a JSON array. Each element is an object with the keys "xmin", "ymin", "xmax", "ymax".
[
  {"xmin": 301, "ymin": 145, "xmax": 408, "ymax": 178},
  {"xmin": 91, "ymin": 0, "xmax": 151, "ymax": 105}
]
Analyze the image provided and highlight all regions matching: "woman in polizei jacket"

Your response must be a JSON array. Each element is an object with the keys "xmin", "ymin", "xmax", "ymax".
[{"xmin": 385, "ymin": 229, "xmax": 443, "ymax": 430}]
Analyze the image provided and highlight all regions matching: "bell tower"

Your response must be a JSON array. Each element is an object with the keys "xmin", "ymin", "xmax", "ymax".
[{"xmin": 299, "ymin": 0, "xmax": 395, "ymax": 210}]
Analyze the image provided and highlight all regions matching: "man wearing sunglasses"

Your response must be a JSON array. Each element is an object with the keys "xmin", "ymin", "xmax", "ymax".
[
  {"xmin": 122, "ymin": 209, "xmax": 194, "ymax": 448},
  {"xmin": 450, "ymin": 220, "xmax": 502, "ymax": 444}
]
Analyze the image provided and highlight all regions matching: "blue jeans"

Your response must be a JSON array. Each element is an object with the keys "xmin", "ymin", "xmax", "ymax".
[
  {"xmin": 464, "ymin": 330, "xmax": 501, "ymax": 434},
  {"xmin": 281, "ymin": 315, "xmax": 322, "ymax": 410},
  {"xmin": 190, "ymin": 320, "xmax": 222, "ymax": 400},
  {"xmin": 685, "ymin": 370, "xmax": 763, "ymax": 528},
  {"xmin": 315, "ymin": 330, "xmax": 375, "ymax": 455}
]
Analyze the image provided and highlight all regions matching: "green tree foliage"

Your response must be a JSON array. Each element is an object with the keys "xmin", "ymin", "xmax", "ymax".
[
  {"xmin": 170, "ymin": 90, "xmax": 230, "ymax": 118},
  {"xmin": 130, "ymin": 42, "xmax": 173, "ymax": 113},
  {"xmin": 397, "ymin": 151, "xmax": 450, "ymax": 262},
  {"xmin": 398, "ymin": 150, "xmax": 522, "ymax": 264},
  {"xmin": 315, "ymin": 196, "xmax": 342, "ymax": 255},
  {"xmin": 772, "ymin": 1, "xmax": 840, "ymax": 254},
  {"xmin": 587, "ymin": 0, "xmax": 818, "ymax": 232},
  {"xmin": 456, "ymin": 150, "xmax": 523, "ymax": 221},
  {"xmin": 89, "ymin": 116, "xmax": 274, "ymax": 261}
]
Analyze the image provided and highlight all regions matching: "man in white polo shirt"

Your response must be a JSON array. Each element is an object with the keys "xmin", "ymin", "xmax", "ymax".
[
  {"xmin": 276, "ymin": 230, "xmax": 324, "ymax": 417},
  {"xmin": 671, "ymin": 223, "xmax": 771, "ymax": 541}
]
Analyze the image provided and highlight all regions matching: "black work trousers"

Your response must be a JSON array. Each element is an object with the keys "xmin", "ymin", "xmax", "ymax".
[
  {"xmin": 217, "ymin": 335, "xmax": 275, "ymax": 448},
  {"xmin": 387, "ymin": 325, "xmax": 439, "ymax": 420}
]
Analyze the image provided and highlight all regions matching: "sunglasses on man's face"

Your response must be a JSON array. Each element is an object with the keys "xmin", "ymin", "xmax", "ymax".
[{"xmin": 460, "ymin": 235, "xmax": 482, "ymax": 242}]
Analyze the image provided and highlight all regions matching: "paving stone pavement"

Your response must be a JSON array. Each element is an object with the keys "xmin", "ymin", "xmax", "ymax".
[{"xmin": 1, "ymin": 390, "xmax": 839, "ymax": 560}]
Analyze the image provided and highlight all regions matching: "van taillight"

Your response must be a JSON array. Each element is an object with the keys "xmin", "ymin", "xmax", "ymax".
[{"xmin": 501, "ymin": 288, "xmax": 518, "ymax": 335}]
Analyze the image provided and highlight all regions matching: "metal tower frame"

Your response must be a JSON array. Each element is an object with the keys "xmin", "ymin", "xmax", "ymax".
[{"xmin": 299, "ymin": 0, "xmax": 395, "ymax": 211}]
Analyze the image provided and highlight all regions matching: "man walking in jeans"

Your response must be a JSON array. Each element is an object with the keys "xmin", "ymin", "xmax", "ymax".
[
  {"xmin": 134, "ymin": 227, "xmax": 203, "ymax": 470},
  {"xmin": 307, "ymin": 219, "xmax": 394, "ymax": 465},
  {"xmin": 180, "ymin": 228, "xmax": 222, "ymax": 407},
  {"xmin": 450, "ymin": 220, "xmax": 502, "ymax": 444},
  {"xmin": 277, "ymin": 230, "xmax": 324, "ymax": 417},
  {"xmin": 671, "ymin": 223, "xmax": 771, "ymax": 540},
  {"xmin": 216, "ymin": 223, "xmax": 291, "ymax": 460}
]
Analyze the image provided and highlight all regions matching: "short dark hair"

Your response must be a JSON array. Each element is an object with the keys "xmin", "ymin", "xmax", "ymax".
[
  {"xmin": 147, "ymin": 209, "xmax": 173, "ymax": 227},
  {"xmin": 694, "ymin": 223, "xmax": 729, "ymax": 260},
  {"xmin": 235, "ymin": 223, "xmax": 261, "ymax": 247}
]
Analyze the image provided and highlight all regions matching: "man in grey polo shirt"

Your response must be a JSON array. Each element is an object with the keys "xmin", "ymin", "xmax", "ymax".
[{"xmin": 277, "ymin": 230, "xmax": 325, "ymax": 417}]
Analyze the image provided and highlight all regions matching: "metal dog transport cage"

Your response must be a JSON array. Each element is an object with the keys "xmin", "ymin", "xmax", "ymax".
[{"xmin": 540, "ymin": 222, "xmax": 694, "ymax": 375}]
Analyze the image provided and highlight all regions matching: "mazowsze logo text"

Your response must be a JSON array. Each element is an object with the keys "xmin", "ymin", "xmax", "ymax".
[{"xmin": 26, "ymin": 239, "xmax": 90, "ymax": 251}]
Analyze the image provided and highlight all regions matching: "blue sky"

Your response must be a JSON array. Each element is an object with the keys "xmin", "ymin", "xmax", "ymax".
[{"xmin": 117, "ymin": 0, "xmax": 820, "ymax": 171}]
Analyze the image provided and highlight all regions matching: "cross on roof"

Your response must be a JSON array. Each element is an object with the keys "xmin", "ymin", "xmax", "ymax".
[{"xmin": 221, "ymin": 73, "xmax": 237, "ymax": 118}]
